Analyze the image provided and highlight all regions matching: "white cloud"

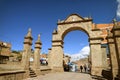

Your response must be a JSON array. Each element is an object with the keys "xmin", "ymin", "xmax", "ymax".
[
  {"xmin": 65, "ymin": 45, "xmax": 90, "ymax": 62},
  {"xmin": 117, "ymin": 0, "xmax": 120, "ymax": 18}
]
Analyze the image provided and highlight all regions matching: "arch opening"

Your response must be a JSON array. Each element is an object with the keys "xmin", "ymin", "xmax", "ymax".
[{"xmin": 63, "ymin": 29, "xmax": 90, "ymax": 72}]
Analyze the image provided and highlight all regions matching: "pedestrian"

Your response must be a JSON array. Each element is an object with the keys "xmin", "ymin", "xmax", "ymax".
[
  {"xmin": 80, "ymin": 65, "xmax": 83, "ymax": 72},
  {"xmin": 84, "ymin": 64, "xmax": 87, "ymax": 72}
]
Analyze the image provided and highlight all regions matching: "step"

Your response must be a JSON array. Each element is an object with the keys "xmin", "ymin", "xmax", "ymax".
[
  {"xmin": 30, "ymin": 73, "xmax": 36, "ymax": 75},
  {"xmin": 30, "ymin": 75, "xmax": 37, "ymax": 77}
]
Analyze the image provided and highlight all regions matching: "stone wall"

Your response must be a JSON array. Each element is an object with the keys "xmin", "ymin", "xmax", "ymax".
[{"xmin": 0, "ymin": 70, "xmax": 25, "ymax": 80}]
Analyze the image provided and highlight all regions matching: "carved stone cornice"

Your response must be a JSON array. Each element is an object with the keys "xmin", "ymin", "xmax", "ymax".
[
  {"xmin": 89, "ymin": 43, "xmax": 101, "ymax": 45},
  {"xmin": 57, "ymin": 19, "xmax": 92, "ymax": 25},
  {"xmin": 52, "ymin": 45, "xmax": 63, "ymax": 48},
  {"xmin": 92, "ymin": 29, "xmax": 101, "ymax": 31},
  {"xmin": 89, "ymin": 37, "xmax": 103, "ymax": 40},
  {"xmin": 52, "ymin": 40, "xmax": 64, "ymax": 44}
]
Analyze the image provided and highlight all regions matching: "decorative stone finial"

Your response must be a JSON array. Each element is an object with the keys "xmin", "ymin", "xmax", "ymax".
[
  {"xmin": 28, "ymin": 28, "xmax": 31, "ymax": 32},
  {"xmin": 38, "ymin": 34, "xmax": 40, "ymax": 41},
  {"xmin": 35, "ymin": 34, "xmax": 42, "ymax": 49},
  {"xmin": 26, "ymin": 28, "xmax": 32, "ymax": 37},
  {"xmin": 24, "ymin": 28, "xmax": 33, "ymax": 45},
  {"xmin": 58, "ymin": 19, "xmax": 60, "ymax": 23},
  {"xmin": 38, "ymin": 34, "xmax": 40, "ymax": 38},
  {"xmin": 36, "ymin": 34, "xmax": 41, "ymax": 43},
  {"xmin": 53, "ymin": 29, "xmax": 56, "ymax": 33},
  {"xmin": 53, "ymin": 29, "xmax": 58, "ymax": 34}
]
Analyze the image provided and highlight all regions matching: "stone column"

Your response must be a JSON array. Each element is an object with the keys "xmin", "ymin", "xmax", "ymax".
[
  {"xmin": 21, "ymin": 28, "xmax": 33, "ymax": 78},
  {"xmin": 112, "ymin": 20, "xmax": 120, "ymax": 79},
  {"xmin": 33, "ymin": 34, "xmax": 42, "ymax": 75},
  {"xmin": 49, "ymin": 40, "xmax": 64, "ymax": 72},
  {"xmin": 101, "ymin": 46, "xmax": 108, "ymax": 69},
  {"xmin": 107, "ymin": 32, "xmax": 118, "ymax": 79},
  {"xmin": 89, "ymin": 37, "xmax": 103, "ymax": 76}
]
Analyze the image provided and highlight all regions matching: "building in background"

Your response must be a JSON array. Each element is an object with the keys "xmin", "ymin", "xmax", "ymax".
[
  {"xmin": 40, "ymin": 53, "xmax": 48, "ymax": 65},
  {"xmin": 0, "ymin": 41, "xmax": 11, "ymax": 64},
  {"xmin": 63, "ymin": 55, "xmax": 71, "ymax": 65}
]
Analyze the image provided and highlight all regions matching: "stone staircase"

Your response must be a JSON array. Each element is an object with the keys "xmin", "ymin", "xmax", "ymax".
[{"xmin": 29, "ymin": 68, "xmax": 37, "ymax": 78}]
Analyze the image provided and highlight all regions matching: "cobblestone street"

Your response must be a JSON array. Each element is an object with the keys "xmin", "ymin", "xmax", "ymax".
[{"xmin": 24, "ymin": 72, "xmax": 93, "ymax": 80}]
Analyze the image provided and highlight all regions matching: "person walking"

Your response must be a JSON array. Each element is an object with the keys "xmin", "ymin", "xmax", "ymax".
[
  {"xmin": 84, "ymin": 64, "xmax": 87, "ymax": 72},
  {"xmin": 80, "ymin": 65, "xmax": 83, "ymax": 72}
]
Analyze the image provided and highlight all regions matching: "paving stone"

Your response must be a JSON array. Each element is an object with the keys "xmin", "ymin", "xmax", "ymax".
[{"xmin": 24, "ymin": 72, "xmax": 93, "ymax": 80}]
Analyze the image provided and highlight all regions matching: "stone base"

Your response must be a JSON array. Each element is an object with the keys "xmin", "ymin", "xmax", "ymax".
[
  {"xmin": 91, "ymin": 67, "xmax": 103, "ymax": 76},
  {"xmin": 52, "ymin": 67, "xmax": 64, "ymax": 72}
]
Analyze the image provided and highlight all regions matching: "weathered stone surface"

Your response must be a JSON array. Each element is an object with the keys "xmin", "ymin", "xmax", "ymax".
[
  {"xmin": 112, "ymin": 26, "xmax": 120, "ymax": 79},
  {"xmin": 21, "ymin": 28, "xmax": 33, "ymax": 70},
  {"xmin": 101, "ymin": 46, "xmax": 108, "ymax": 69},
  {"xmin": 49, "ymin": 14, "xmax": 103, "ymax": 76},
  {"xmin": 108, "ymin": 37, "xmax": 118, "ymax": 78},
  {"xmin": 33, "ymin": 34, "xmax": 42, "ymax": 76},
  {"xmin": 0, "ymin": 70, "xmax": 25, "ymax": 80}
]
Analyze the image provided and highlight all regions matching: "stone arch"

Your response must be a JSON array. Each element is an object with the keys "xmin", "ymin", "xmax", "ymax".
[
  {"xmin": 61, "ymin": 26, "xmax": 89, "ymax": 40},
  {"xmin": 48, "ymin": 14, "xmax": 103, "ymax": 76}
]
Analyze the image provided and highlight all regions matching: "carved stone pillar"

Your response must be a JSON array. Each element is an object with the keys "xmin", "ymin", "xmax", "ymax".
[
  {"xmin": 49, "ymin": 40, "xmax": 64, "ymax": 72},
  {"xmin": 33, "ymin": 34, "xmax": 42, "ymax": 75},
  {"xmin": 21, "ymin": 28, "xmax": 33, "ymax": 78},
  {"xmin": 21, "ymin": 28, "xmax": 33, "ymax": 69},
  {"xmin": 112, "ymin": 20, "xmax": 120, "ymax": 79},
  {"xmin": 107, "ymin": 32, "xmax": 118, "ymax": 79},
  {"xmin": 89, "ymin": 37, "xmax": 103, "ymax": 76}
]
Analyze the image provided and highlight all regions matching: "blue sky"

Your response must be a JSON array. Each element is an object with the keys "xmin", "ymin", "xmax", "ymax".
[{"xmin": 0, "ymin": 0, "xmax": 119, "ymax": 54}]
